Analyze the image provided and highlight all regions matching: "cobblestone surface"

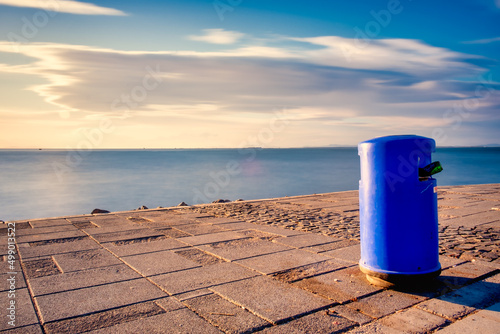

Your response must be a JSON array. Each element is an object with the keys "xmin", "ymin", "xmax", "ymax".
[
  {"xmin": 439, "ymin": 225, "xmax": 500, "ymax": 261},
  {"xmin": 185, "ymin": 187, "xmax": 500, "ymax": 263},
  {"xmin": 189, "ymin": 202, "xmax": 360, "ymax": 239}
]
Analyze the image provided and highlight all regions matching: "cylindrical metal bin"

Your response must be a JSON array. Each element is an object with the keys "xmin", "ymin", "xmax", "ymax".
[{"xmin": 358, "ymin": 135, "xmax": 441, "ymax": 287}]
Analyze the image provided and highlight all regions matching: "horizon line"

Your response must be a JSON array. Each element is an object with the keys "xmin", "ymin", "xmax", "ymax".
[{"xmin": 1, "ymin": 145, "xmax": 499, "ymax": 150}]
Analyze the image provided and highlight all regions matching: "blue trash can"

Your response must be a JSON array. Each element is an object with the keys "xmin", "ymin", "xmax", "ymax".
[{"xmin": 358, "ymin": 135, "xmax": 441, "ymax": 287}]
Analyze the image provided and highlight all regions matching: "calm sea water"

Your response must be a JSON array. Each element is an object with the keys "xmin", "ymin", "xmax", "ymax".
[{"xmin": 1, "ymin": 147, "xmax": 499, "ymax": 221}]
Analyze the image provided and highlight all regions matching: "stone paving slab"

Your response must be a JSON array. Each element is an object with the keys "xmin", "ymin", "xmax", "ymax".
[
  {"xmin": 237, "ymin": 229, "xmax": 283, "ymax": 241},
  {"xmin": 83, "ymin": 221, "xmax": 145, "ymax": 232},
  {"xmin": 330, "ymin": 304, "xmax": 374, "ymax": 326},
  {"xmin": 271, "ymin": 259, "xmax": 351, "ymax": 283},
  {"xmin": 380, "ymin": 307, "xmax": 449, "ymax": 333},
  {"xmin": 87, "ymin": 215, "xmax": 131, "ymax": 227},
  {"xmin": 22, "ymin": 257, "xmax": 61, "ymax": 279},
  {"xmin": 436, "ymin": 279, "xmax": 500, "ymax": 310},
  {"xmin": 244, "ymin": 224, "xmax": 304, "ymax": 237},
  {"xmin": 272, "ymin": 233, "xmax": 342, "ymax": 249},
  {"xmin": 434, "ymin": 302, "xmax": 500, "ymax": 333},
  {"xmin": 198, "ymin": 237, "xmax": 293, "ymax": 261},
  {"xmin": 53, "ymin": 248, "xmax": 123, "ymax": 272},
  {"xmin": 210, "ymin": 275, "xmax": 333, "ymax": 324},
  {"xmin": 0, "ymin": 288, "xmax": 39, "ymax": 331},
  {"xmin": 321, "ymin": 244, "xmax": 361, "ymax": 264},
  {"xmin": 90, "ymin": 228, "xmax": 165, "ymax": 243},
  {"xmin": 2, "ymin": 184, "xmax": 500, "ymax": 333},
  {"xmin": 259, "ymin": 310, "xmax": 357, "ymax": 333},
  {"xmin": 416, "ymin": 297, "xmax": 476, "ymax": 320},
  {"xmin": 174, "ymin": 247, "xmax": 225, "ymax": 266},
  {"xmin": 136, "ymin": 215, "xmax": 202, "ymax": 226},
  {"xmin": 475, "ymin": 301, "xmax": 500, "ymax": 321},
  {"xmin": 0, "ymin": 271, "xmax": 27, "ymax": 292},
  {"xmin": 28, "ymin": 264, "xmax": 140, "ymax": 296},
  {"xmin": 463, "ymin": 200, "xmax": 500, "ymax": 210},
  {"xmin": 346, "ymin": 290, "xmax": 427, "ymax": 319},
  {"xmin": 438, "ymin": 198, "xmax": 485, "ymax": 207},
  {"xmin": 121, "ymin": 249, "xmax": 201, "ymax": 276},
  {"xmin": 88, "ymin": 308, "xmax": 223, "ymax": 334},
  {"xmin": 177, "ymin": 231, "xmax": 249, "ymax": 246},
  {"xmin": 302, "ymin": 239, "xmax": 360, "ymax": 254},
  {"xmin": 182, "ymin": 293, "xmax": 270, "ymax": 333},
  {"xmin": 155, "ymin": 227, "xmax": 192, "ymax": 238},
  {"xmin": 15, "ymin": 224, "xmax": 78, "ymax": 236},
  {"xmin": 195, "ymin": 217, "xmax": 243, "ymax": 225},
  {"xmin": 28, "ymin": 219, "xmax": 72, "ymax": 228},
  {"xmin": 437, "ymin": 261, "xmax": 496, "ymax": 289},
  {"xmin": 294, "ymin": 266, "xmax": 382, "ymax": 304},
  {"xmin": 444, "ymin": 210, "xmax": 500, "ymax": 227},
  {"xmin": 208, "ymin": 221, "xmax": 263, "ymax": 231},
  {"xmin": 17, "ymin": 237, "xmax": 100, "ymax": 259},
  {"xmin": 35, "ymin": 278, "xmax": 167, "ymax": 323},
  {"xmin": 151, "ymin": 262, "xmax": 258, "ymax": 296},
  {"xmin": 235, "ymin": 248, "xmax": 331, "ymax": 275},
  {"xmin": 42, "ymin": 298, "xmax": 183, "ymax": 333},
  {"xmin": 102, "ymin": 237, "xmax": 188, "ymax": 257},
  {"xmin": 15, "ymin": 230, "xmax": 86, "ymax": 244},
  {"xmin": 173, "ymin": 223, "xmax": 229, "ymax": 236}
]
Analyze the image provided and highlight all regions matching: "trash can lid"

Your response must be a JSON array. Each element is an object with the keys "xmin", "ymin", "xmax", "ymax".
[
  {"xmin": 359, "ymin": 135, "xmax": 430, "ymax": 145},
  {"xmin": 358, "ymin": 134, "xmax": 435, "ymax": 154}
]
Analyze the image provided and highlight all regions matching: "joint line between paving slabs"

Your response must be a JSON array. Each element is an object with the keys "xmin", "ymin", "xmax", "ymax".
[
  {"xmin": 202, "ymin": 246, "xmax": 292, "ymax": 263},
  {"xmin": 40, "ymin": 298, "xmax": 168, "ymax": 330},
  {"xmin": 448, "ymin": 268, "xmax": 500, "ymax": 290},
  {"xmin": 80, "ymin": 229, "xmax": 176, "ymax": 297},
  {"xmin": 32, "ymin": 268, "xmax": 144, "ymax": 298},
  {"xmin": 50, "ymin": 255, "xmax": 65, "ymax": 274},
  {"xmin": 172, "ymin": 275, "xmax": 261, "ymax": 299},
  {"xmin": 174, "ymin": 246, "xmax": 229, "ymax": 264},
  {"xmin": 181, "ymin": 297, "xmax": 275, "ymax": 333},
  {"xmin": 16, "ymin": 242, "xmax": 48, "ymax": 333},
  {"xmin": 419, "ymin": 304, "xmax": 488, "ymax": 332},
  {"xmin": 273, "ymin": 261, "xmax": 354, "ymax": 283},
  {"xmin": 209, "ymin": 288, "xmax": 339, "ymax": 326},
  {"xmin": 370, "ymin": 299, "xmax": 453, "ymax": 332}
]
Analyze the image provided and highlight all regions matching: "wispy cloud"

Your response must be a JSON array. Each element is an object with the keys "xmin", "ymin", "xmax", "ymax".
[
  {"xmin": 463, "ymin": 36, "xmax": 500, "ymax": 44},
  {"xmin": 290, "ymin": 36, "xmax": 481, "ymax": 77},
  {"xmin": 188, "ymin": 29, "xmax": 245, "ymax": 44},
  {"xmin": 0, "ymin": 0, "xmax": 127, "ymax": 16},
  {"xmin": 0, "ymin": 31, "xmax": 498, "ymax": 147}
]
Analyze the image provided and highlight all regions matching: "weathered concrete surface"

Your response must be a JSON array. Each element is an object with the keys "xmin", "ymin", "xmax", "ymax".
[{"xmin": 1, "ymin": 183, "xmax": 499, "ymax": 333}]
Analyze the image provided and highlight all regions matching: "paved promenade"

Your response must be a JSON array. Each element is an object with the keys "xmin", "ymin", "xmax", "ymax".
[{"xmin": 1, "ymin": 184, "xmax": 499, "ymax": 333}]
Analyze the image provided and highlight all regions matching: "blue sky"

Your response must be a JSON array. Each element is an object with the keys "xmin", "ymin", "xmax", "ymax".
[{"xmin": 0, "ymin": 0, "xmax": 499, "ymax": 148}]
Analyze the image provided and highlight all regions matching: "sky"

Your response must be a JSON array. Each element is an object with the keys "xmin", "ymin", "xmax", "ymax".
[{"xmin": 0, "ymin": 0, "xmax": 499, "ymax": 149}]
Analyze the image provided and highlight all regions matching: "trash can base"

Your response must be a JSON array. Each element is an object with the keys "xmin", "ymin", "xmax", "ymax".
[{"xmin": 360, "ymin": 265, "xmax": 441, "ymax": 288}]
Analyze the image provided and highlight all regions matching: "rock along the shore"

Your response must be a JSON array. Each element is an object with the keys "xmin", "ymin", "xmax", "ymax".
[
  {"xmin": 91, "ymin": 208, "xmax": 110, "ymax": 214},
  {"xmin": 212, "ymin": 199, "xmax": 231, "ymax": 203}
]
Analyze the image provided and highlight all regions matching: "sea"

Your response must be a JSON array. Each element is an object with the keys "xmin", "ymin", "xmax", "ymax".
[{"xmin": 1, "ymin": 147, "xmax": 499, "ymax": 221}]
